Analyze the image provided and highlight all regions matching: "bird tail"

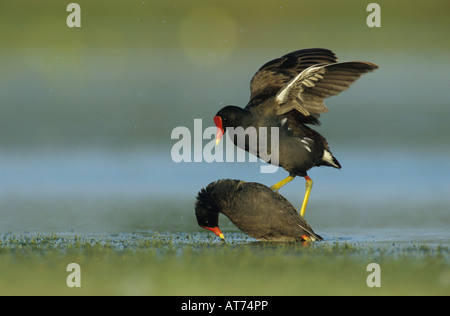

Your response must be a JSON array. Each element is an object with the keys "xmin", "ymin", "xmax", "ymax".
[{"xmin": 318, "ymin": 149, "xmax": 341, "ymax": 169}]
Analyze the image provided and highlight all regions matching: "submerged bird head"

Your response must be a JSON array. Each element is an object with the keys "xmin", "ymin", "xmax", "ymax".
[
  {"xmin": 195, "ymin": 179, "xmax": 244, "ymax": 240},
  {"xmin": 194, "ymin": 205, "xmax": 224, "ymax": 240},
  {"xmin": 214, "ymin": 106, "xmax": 252, "ymax": 145},
  {"xmin": 195, "ymin": 183, "xmax": 227, "ymax": 240}
]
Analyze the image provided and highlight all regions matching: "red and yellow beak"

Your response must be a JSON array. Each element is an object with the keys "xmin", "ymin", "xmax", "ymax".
[
  {"xmin": 301, "ymin": 235, "xmax": 312, "ymax": 242},
  {"xmin": 202, "ymin": 226, "xmax": 225, "ymax": 240},
  {"xmin": 214, "ymin": 116, "xmax": 224, "ymax": 146}
]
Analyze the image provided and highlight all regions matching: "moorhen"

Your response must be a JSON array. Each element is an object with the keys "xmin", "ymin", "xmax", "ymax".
[
  {"xmin": 195, "ymin": 179, "xmax": 322, "ymax": 242},
  {"xmin": 214, "ymin": 48, "xmax": 378, "ymax": 218}
]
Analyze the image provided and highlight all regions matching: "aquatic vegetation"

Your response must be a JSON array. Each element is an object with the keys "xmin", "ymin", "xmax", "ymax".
[{"xmin": 0, "ymin": 232, "xmax": 448, "ymax": 295}]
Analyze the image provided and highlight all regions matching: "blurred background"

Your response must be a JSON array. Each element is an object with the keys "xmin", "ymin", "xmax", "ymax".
[{"xmin": 0, "ymin": 0, "xmax": 449, "ymax": 239}]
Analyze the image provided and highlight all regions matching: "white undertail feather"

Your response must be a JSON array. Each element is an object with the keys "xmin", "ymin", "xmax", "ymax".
[{"xmin": 322, "ymin": 150, "xmax": 340, "ymax": 168}]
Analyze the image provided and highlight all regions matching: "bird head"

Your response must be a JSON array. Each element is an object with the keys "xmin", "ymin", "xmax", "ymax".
[
  {"xmin": 195, "ymin": 187, "xmax": 225, "ymax": 240},
  {"xmin": 214, "ymin": 106, "xmax": 251, "ymax": 146}
]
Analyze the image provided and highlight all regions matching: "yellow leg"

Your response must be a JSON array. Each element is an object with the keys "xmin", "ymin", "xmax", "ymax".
[
  {"xmin": 270, "ymin": 175, "xmax": 295, "ymax": 192},
  {"xmin": 299, "ymin": 176, "xmax": 313, "ymax": 218}
]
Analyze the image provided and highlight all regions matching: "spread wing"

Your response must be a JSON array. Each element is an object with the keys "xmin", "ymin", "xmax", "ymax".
[
  {"xmin": 247, "ymin": 49, "xmax": 338, "ymax": 107},
  {"xmin": 275, "ymin": 62, "xmax": 379, "ymax": 118}
]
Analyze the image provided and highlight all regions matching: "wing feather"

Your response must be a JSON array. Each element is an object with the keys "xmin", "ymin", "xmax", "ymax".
[
  {"xmin": 275, "ymin": 61, "xmax": 378, "ymax": 117},
  {"xmin": 247, "ymin": 49, "xmax": 338, "ymax": 107}
]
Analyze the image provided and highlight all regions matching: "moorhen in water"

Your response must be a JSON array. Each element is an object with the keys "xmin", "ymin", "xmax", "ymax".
[
  {"xmin": 214, "ymin": 48, "xmax": 378, "ymax": 218},
  {"xmin": 195, "ymin": 179, "xmax": 322, "ymax": 242}
]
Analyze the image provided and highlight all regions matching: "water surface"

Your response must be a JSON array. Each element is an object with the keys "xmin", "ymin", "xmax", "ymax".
[{"xmin": 1, "ymin": 146, "xmax": 448, "ymax": 248}]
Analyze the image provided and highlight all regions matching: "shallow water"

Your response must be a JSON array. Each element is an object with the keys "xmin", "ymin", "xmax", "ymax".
[
  {"xmin": 1, "ymin": 146, "xmax": 449, "ymax": 248},
  {"xmin": 0, "ymin": 0, "xmax": 449, "ymax": 249}
]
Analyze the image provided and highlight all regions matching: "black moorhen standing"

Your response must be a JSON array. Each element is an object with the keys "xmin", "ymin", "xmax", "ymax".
[
  {"xmin": 214, "ymin": 48, "xmax": 378, "ymax": 218},
  {"xmin": 195, "ymin": 179, "xmax": 322, "ymax": 242}
]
